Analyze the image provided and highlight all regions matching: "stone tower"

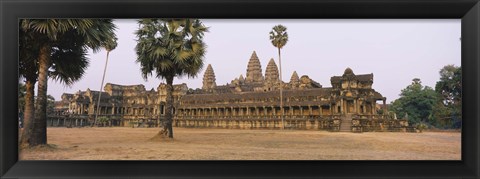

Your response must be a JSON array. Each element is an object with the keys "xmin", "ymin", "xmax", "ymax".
[
  {"xmin": 202, "ymin": 64, "xmax": 216, "ymax": 91},
  {"xmin": 245, "ymin": 51, "xmax": 264, "ymax": 83},
  {"xmin": 265, "ymin": 58, "xmax": 279, "ymax": 83},
  {"xmin": 239, "ymin": 74, "xmax": 245, "ymax": 83},
  {"xmin": 290, "ymin": 71, "xmax": 300, "ymax": 89}
]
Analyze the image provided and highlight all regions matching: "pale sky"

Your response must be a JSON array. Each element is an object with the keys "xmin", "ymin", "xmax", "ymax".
[{"xmin": 45, "ymin": 19, "xmax": 461, "ymax": 103}]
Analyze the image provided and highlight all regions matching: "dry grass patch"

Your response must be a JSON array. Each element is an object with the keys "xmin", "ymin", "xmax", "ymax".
[{"xmin": 19, "ymin": 127, "xmax": 461, "ymax": 160}]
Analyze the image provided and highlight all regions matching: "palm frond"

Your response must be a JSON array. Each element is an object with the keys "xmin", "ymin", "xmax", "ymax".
[{"xmin": 134, "ymin": 19, "xmax": 208, "ymax": 81}]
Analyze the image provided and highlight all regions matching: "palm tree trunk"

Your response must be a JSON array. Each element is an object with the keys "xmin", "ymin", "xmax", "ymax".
[
  {"xmin": 20, "ymin": 80, "xmax": 35, "ymax": 147},
  {"xmin": 32, "ymin": 44, "xmax": 51, "ymax": 146},
  {"xmin": 278, "ymin": 47, "xmax": 284, "ymax": 130},
  {"xmin": 165, "ymin": 76, "xmax": 174, "ymax": 138},
  {"xmin": 94, "ymin": 50, "xmax": 111, "ymax": 127}
]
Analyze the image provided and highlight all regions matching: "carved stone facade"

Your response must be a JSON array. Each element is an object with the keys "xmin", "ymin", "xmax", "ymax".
[{"xmin": 52, "ymin": 51, "xmax": 411, "ymax": 132}]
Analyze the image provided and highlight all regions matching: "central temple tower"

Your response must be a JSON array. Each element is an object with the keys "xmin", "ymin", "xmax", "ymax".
[{"xmin": 245, "ymin": 51, "xmax": 264, "ymax": 83}]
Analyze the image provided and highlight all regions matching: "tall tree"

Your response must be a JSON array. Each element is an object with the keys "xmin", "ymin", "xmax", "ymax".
[
  {"xmin": 269, "ymin": 25, "xmax": 288, "ymax": 129},
  {"xmin": 390, "ymin": 78, "xmax": 438, "ymax": 124},
  {"xmin": 432, "ymin": 65, "xmax": 462, "ymax": 128},
  {"xmin": 135, "ymin": 19, "xmax": 208, "ymax": 138},
  {"xmin": 20, "ymin": 19, "xmax": 116, "ymax": 146},
  {"xmin": 94, "ymin": 37, "xmax": 118, "ymax": 126},
  {"xmin": 19, "ymin": 26, "xmax": 39, "ymax": 147}
]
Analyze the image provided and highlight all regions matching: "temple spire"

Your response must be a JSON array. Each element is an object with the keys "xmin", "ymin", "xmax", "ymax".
[
  {"xmin": 202, "ymin": 64, "xmax": 216, "ymax": 91},
  {"xmin": 245, "ymin": 51, "xmax": 264, "ymax": 83},
  {"xmin": 239, "ymin": 74, "xmax": 245, "ymax": 83},
  {"xmin": 265, "ymin": 58, "xmax": 279, "ymax": 83},
  {"xmin": 290, "ymin": 71, "xmax": 300, "ymax": 88}
]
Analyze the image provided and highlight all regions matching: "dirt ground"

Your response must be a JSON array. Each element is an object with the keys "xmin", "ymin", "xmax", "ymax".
[{"xmin": 19, "ymin": 127, "xmax": 461, "ymax": 160}]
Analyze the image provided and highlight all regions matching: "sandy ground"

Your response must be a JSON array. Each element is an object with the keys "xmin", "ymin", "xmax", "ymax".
[{"xmin": 19, "ymin": 127, "xmax": 461, "ymax": 160}]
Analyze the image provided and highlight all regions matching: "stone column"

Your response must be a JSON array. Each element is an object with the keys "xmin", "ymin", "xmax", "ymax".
[{"xmin": 337, "ymin": 99, "xmax": 344, "ymax": 113}]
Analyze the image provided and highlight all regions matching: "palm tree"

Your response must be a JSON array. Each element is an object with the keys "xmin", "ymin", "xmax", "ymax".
[
  {"xmin": 20, "ymin": 19, "xmax": 116, "ymax": 146},
  {"xmin": 94, "ymin": 37, "xmax": 118, "ymax": 127},
  {"xmin": 19, "ymin": 27, "xmax": 40, "ymax": 147},
  {"xmin": 135, "ymin": 19, "xmax": 208, "ymax": 138},
  {"xmin": 20, "ymin": 22, "xmax": 91, "ymax": 146},
  {"xmin": 269, "ymin": 24, "xmax": 288, "ymax": 130}
]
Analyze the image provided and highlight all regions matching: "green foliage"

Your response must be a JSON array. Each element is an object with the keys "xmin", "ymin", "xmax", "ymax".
[
  {"xmin": 432, "ymin": 65, "xmax": 462, "ymax": 128},
  {"xmin": 135, "ymin": 19, "xmax": 208, "ymax": 81},
  {"xmin": 391, "ymin": 65, "xmax": 462, "ymax": 129},
  {"xmin": 269, "ymin": 25, "xmax": 288, "ymax": 49},
  {"xmin": 135, "ymin": 19, "xmax": 208, "ymax": 138},
  {"xmin": 19, "ymin": 24, "xmax": 39, "ymax": 83},
  {"xmin": 97, "ymin": 116, "xmax": 110, "ymax": 127},
  {"xmin": 390, "ymin": 78, "xmax": 438, "ymax": 124},
  {"xmin": 98, "ymin": 116, "xmax": 110, "ymax": 123},
  {"xmin": 20, "ymin": 19, "xmax": 118, "ymax": 146},
  {"xmin": 416, "ymin": 122, "xmax": 428, "ymax": 132}
]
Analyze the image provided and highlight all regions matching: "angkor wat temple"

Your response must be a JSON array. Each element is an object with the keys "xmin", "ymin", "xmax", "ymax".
[{"xmin": 52, "ymin": 51, "xmax": 410, "ymax": 132}]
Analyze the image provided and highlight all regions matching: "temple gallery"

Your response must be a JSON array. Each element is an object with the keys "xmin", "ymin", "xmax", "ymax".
[{"xmin": 52, "ymin": 51, "xmax": 411, "ymax": 132}]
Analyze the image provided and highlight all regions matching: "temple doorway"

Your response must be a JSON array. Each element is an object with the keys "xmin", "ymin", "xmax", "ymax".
[{"xmin": 346, "ymin": 100, "xmax": 355, "ymax": 113}]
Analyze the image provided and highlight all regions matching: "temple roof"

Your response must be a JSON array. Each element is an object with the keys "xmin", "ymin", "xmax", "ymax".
[
  {"xmin": 330, "ymin": 74, "xmax": 373, "ymax": 84},
  {"xmin": 181, "ymin": 88, "xmax": 332, "ymax": 102},
  {"xmin": 105, "ymin": 83, "xmax": 146, "ymax": 91},
  {"xmin": 344, "ymin": 67, "xmax": 354, "ymax": 75}
]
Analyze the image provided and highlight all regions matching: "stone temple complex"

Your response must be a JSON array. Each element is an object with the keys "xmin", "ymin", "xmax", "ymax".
[{"xmin": 52, "ymin": 51, "xmax": 410, "ymax": 132}]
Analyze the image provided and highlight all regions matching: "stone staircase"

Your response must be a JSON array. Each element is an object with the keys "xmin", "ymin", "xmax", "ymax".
[{"xmin": 339, "ymin": 114, "xmax": 352, "ymax": 132}]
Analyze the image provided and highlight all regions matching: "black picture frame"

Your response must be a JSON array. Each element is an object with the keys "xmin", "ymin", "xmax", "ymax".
[{"xmin": 1, "ymin": 0, "xmax": 479, "ymax": 178}]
